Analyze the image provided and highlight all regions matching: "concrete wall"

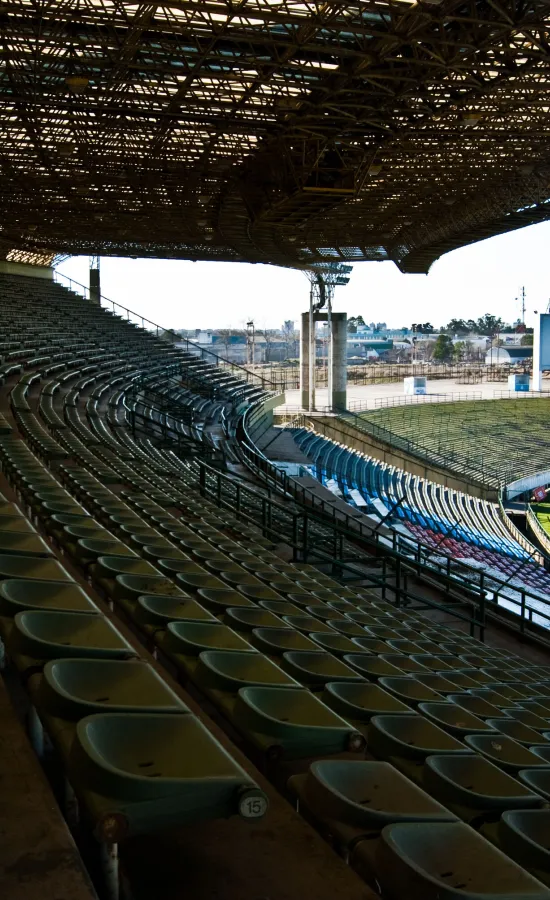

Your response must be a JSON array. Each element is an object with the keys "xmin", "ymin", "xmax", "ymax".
[
  {"xmin": 0, "ymin": 261, "xmax": 53, "ymax": 279},
  {"xmin": 302, "ymin": 415, "xmax": 497, "ymax": 501}
]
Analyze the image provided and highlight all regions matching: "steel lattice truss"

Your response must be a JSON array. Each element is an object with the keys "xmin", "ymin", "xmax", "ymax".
[{"xmin": 1, "ymin": 1, "xmax": 549, "ymax": 272}]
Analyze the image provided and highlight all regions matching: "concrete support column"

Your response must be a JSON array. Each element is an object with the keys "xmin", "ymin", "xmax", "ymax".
[
  {"xmin": 89, "ymin": 267, "xmax": 100, "ymax": 305},
  {"xmin": 300, "ymin": 311, "xmax": 310, "ymax": 409},
  {"xmin": 330, "ymin": 312, "xmax": 347, "ymax": 411}
]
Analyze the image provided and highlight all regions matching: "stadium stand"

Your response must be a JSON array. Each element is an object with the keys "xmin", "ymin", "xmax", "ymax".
[
  {"xmin": 3, "ymin": 274, "xmax": 550, "ymax": 899},
  {"xmin": 344, "ymin": 399, "xmax": 550, "ymax": 489},
  {"xmin": 290, "ymin": 427, "xmax": 550, "ymax": 597}
]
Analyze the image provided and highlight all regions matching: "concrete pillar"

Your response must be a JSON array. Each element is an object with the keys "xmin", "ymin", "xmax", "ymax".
[
  {"xmin": 300, "ymin": 311, "xmax": 309, "ymax": 409},
  {"xmin": 330, "ymin": 312, "xmax": 347, "ymax": 411},
  {"xmin": 89, "ymin": 267, "xmax": 100, "ymax": 305}
]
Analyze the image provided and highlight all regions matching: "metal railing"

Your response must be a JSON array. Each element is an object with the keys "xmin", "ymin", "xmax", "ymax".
[
  {"xmin": 333, "ymin": 407, "xmax": 509, "ymax": 488},
  {"xmin": 235, "ymin": 396, "xmax": 550, "ymax": 646},
  {"xmin": 371, "ymin": 391, "xmax": 483, "ymax": 409},
  {"xmin": 497, "ymin": 495, "xmax": 544, "ymax": 565},
  {"xmin": 52, "ymin": 269, "xmax": 278, "ymax": 393},
  {"xmin": 527, "ymin": 506, "xmax": 550, "ymax": 557}
]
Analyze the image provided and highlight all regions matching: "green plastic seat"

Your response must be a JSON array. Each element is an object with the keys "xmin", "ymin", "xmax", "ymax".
[
  {"xmin": 323, "ymin": 681, "xmax": 412, "ymax": 722},
  {"xmin": 0, "ymin": 579, "xmax": 98, "ymax": 616},
  {"xmin": 447, "ymin": 692, "xmax": 506, "ymax": 719},
  {"xmin": 68, "ymin": 713, "xmax": 268, "ymax": 834},
  {"xmin": 470, "ymin": 687, "xmax": 524, "ymax": 707},
  {"xmin": 237, "ymin": 583, "xmax": 282, "ymax": 602},
  {"xmin": 76, "ymin": 538, "xmax": 138, "ymax": 565},
  {"xmin": 502, "ymin": 709, "xmax": 550, "ymax": 731},
  {"xmin": 282, "ymin": 615, "xmax": 335, "ymax": 634},
  {"xmin": 39, "ymin": 659, "xmax": 189, "ymax": 718},
  {"xmin": 375, "ymin": 820, "xmax": 550, "ymax": 900},
  {"xmin": 294, "ymin": 760, "xmax": 456, "ymax": 830},
  {"xmin": 156, "ymin": 558, "xmax": 206, "ymax": 577},
  {"xmin": 418, "ymin": 702, "xmax": 496, "ymax": 738},
  {"xmin": 222, "ymin": 570, "xmax": 263, "ymax": 587},
  {"xmin": 326, "ymin": 618, "xmax": 367, "ymax": 637},
  {"xmin": 259, "ymin": 600, "xmax": 302, "ymax": 617},
  {"xmin": 175, "ymin": 571, "xmax": 228, "ymax": 592},
  {"xmin": 233, "ymin": 686, "xmax": 363, "ymax": 758},
  {"xmin": 387, "ymin": 639, "xmax": 426, "ymax": 655},
  {"xmin": 500, "ymin": 810, "xmax": 550, "ymax": 884},
  {"xmin": 197, "ymin": 588, "xmax": 257, "ymax": 613},
  {"xmin": 424, "ymin": 754, "xmax": 543, "ymax": 812},
  {"xmin": 0, "ymin": 515, "xmax": 35, "ymax": 533},
  {"xmin": 364, "ymin": 626, "xmax": 406, "ymax": 641},
  {"xmin": 379, "ymin": 676, "xmax": 445, "ymax": 705},
  {"xmin": 486, "ymin": 719, "xmax": 550, "ymax": 747},
  {"xmin": 465, "ymin": 733, "xmax": 550, "ymax": 774},
  {"xmin": 162, "ymin": 621, "xmax": 255, "ymax": 656},
  {"xmin": 519, "ymin": 768, "xmax": 550, "ymax": 800},
  {"xmin": 195, "ymin": 650, "xmax": 299, "ymax": 692},
  {"xmin": 10, "ymin": 611, "xmax": 135, "ymax": 662},
  {"xmin": 345, "ymin": 655, "xmax": 405, "ymax": 680},
  {"xmin": 281, "ymin": 651, "xmax": 364, "ymax": 688},
  {"xmin": 135, "ymin": 595, "xmax": 216, "ymax": 626},
  {"xmin": 309, "ymin": 632, "xmax": 359, "ymax": 656},
  {"xmin": 380, "ymin": 654, "xmax": 429, "ymax": 674},
  {"xmin": 223, "ymin": 607, "xmax": 283, "ymax": 631},
  {"xmin": 287, "ymin": 592, "xmax": 317, "ymax": 609},
  {"xmin": 0, "ymin": 530, "xmax": 53, "ymax": 557},
  {"xmin": 114, "ymin": 573, "xmax": 187, "ymax": 601},
  {"xmin": 142, "ymin": 543, "xmax": 189, "ymax": 562},
  {"xmin": 530, "ymin": 746, "xmax": 550, "ymax": 764},
  {"xmin": 440, "ymin": 670, "xmax": 482, "ymax": 689},
  {"xmin": 415, "ymin": 674, "xmax": 465, "ymax": 693},
  {"xmin": 250, "ymin": 628, "xmax": 320, "ymax": 655},
  {"xmin": 0, "ymin": 554, "xmax": 73, "ymax": 582},
  {"xmin": 486, "ymin": 683, "xmax": 537, "ymax": 701},
  {"xmin": 351, "ymin": 636, "xmax": 393, "ymax": 653},
  {"xmin": 368, "ymin": 714, "xmax": 469, "ymax": 762},
  {"xmin": 95, "ymin": 556, "xmax": 160, "ymax": 582}
]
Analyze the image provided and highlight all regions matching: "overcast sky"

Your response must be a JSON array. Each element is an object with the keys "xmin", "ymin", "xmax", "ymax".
[{"xmin": 56, "ymin": 219, "xmax": 550, "ymax": 332}]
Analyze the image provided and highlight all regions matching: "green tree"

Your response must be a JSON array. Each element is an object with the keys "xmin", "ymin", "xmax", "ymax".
[
  {"xmin": 476, "ymin": 314, "xmax": 504, "ymax": 336},
  {"xmin": 347, "ymin": 315, "xmax": 366, "ymax": 334},
  {"xmin": 521, "ymin": 332, "xmax": 534, "ymax": 346},
  {"xmin": 432, "ymin": 334, "xmax": 454, "ymax": 361}
]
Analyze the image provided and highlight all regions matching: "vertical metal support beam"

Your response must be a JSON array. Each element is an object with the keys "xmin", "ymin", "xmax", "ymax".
[
  {"xmin": 309, "ymin": 290, "xmax": 316, "ymax": 412},
  {"xmin": 330, "ymin": 312, "xmax": 347, "ymax": 411},
  {"xmin": 89, "ymin": 255, "xmax": 101, "ymax": 305},
  {"xmin": 300, "ymin": 311, "xmax": 309, "ymax": 410}
]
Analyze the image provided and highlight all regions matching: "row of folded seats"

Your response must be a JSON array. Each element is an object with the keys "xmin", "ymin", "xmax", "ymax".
[
  {"xmin": 3, "ymin": 435, "xmax": 550, "ymax": 897},
  {"xmin": 3, "ymin": 274, "xmax": 550, "ymax": 895},
  {"xmin": 292, "ymin": 426, "xmax": 550, "ymax": 596}
]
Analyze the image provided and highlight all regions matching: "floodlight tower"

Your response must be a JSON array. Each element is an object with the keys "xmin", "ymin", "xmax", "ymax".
[{"xmin": 302, "ymin": 263, "xmax": 352, "ymax": 412}]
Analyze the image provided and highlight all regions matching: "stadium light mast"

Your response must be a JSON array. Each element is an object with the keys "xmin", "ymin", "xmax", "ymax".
[{"xmin": 303, "ymin": 263, "xmax": 352, "ymax": 412}]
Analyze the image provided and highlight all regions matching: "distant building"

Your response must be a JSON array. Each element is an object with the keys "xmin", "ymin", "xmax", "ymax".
[{"xmin": 485, "ymin": 346, "xmax": 532, "ymax": 365}]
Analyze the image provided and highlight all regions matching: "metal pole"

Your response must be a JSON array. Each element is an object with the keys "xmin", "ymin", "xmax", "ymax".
[{"xmin": 309, "ymin": 284, "xmax": 315, "ymax": 412}]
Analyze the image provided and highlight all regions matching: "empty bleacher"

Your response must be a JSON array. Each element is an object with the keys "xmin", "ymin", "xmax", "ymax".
[
  {"xmin": 345, "ymin": 398, "xmax": 550, "ymax": 488},
  {"xmin": 2, "ymin": 273, "xmax": 550, "ymax": 899}
]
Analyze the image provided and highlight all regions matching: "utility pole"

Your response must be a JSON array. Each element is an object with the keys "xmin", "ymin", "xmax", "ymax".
[{"xmin": 521, "ymin": 286, "xmax": 526, "ymax": 325}]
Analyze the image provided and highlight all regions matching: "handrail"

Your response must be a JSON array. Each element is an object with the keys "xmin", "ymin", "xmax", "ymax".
[
  {"xmin": 371, "ymin": 391, "xmax": 483, "ymax": 409},
  {"xmin": 52, "ymin": 269, "xmax": 278, "ymax": 392},
  {"xmin": 527, "ymin": 506, "xmax": 550, "ymax": 557},
  {"xmin": 497, "ymin": 495, "xmax": 544, "ymax": 565}
]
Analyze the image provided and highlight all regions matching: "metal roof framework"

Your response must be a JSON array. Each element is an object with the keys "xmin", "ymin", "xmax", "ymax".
[{"xmin": 0, "ymin": 1, "xmax": 549, "ymax": 273}]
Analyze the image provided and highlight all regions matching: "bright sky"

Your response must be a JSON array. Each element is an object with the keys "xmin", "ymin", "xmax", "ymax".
[{"xmin": 56, "ymin": 220, "xmax": 550, "ymax": 332}]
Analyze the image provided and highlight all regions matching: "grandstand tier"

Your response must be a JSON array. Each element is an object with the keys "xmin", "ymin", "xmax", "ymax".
[
  {"xmin": 3, "ymin": 273, "xmax": 550, "ymax": 900},
  {"xmin": 343, "ymin": 399, "xmax": 550, "ymax": 490}
]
